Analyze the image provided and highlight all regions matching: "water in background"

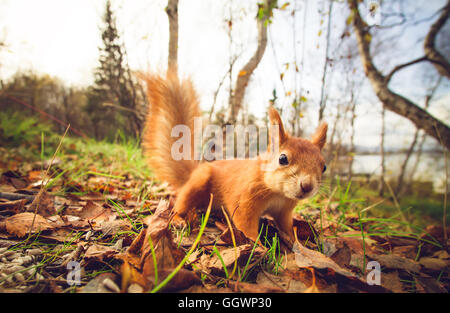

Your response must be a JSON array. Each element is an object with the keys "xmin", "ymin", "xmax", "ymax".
[{"xmin": 349, "ymin": 152, "xmax": 448, "ymax": 193}]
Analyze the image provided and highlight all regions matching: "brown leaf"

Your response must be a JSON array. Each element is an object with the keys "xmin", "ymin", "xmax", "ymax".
[
  {"xmin": 422, "ymin": 225, "xmax": 450, "ymax": 245},
  {"xmin": 381, "ymin": 270, "xmax": 406, "ymax": 293},
  {"xmin": 9, "ymin": 177, "xmax": 28, "ymax": 189},
  {"xmin": 330, "ymin": 242, "xmax": 352, "ymax": 269},
  {"xmin": 415, "ymin": 275, "xmax": 447, "ymax": 293},
  {"xmin": 84, "ymin": 243, "xmax": 118, "ymax": 263},
  {"xmin": 28, "ymin": 170, "xmax": 43, "ymax": 181},
  {"xmin": 205, "ymin": 244, "xmax": 265, "ymax": 277},
  {"xmin": 151, "ymin": 268, "xmax": 201, "ymax": 292},
  {"xmin": 289, "ymin": 243, "xmax": 389, "ymax": 292},
  {"xmin": 283, "ymin": 268, "xmax": 336, "ymax": 292},
  {"xmin": 219, "ymin": 226, "xmax": 250, "ymax": 246},
  {"xmin": 100, "ymin": 219, "xmax": 132, "ymax": 237},
  {"xmin": 228, "ymin": 280, "xmax": 285, "ymax": 293},
  {"xmin": 432, "ymin": 250, "xmax": 449, "ymax": 260},
  {"xmin": 65, "ymin": 200, "xmax": 113, "ymax": 223},
  {"xmin": 293, "ymin": 214, "xmax": 317, "ymax": 242},
  {"xmin": 419, "ymin": 257, "xmax": 449, "ymax": 272},
  {"xmin": 0, "ymin": 198, "xmax": 27, "ymax": 214},
  {"xmin": 257, "ymin": 270, "xmax": 306, "ymax": 292},
  {"xmin": 28, "ymin": 190, "xmax": 56, "ymax": 217},
  {"xmin": 4, "ymin": 212, "xmax": 55, "ymax": 237},
  {"xmin": 392, "ymin": 245, "xmax": 417, "ymax": 259},
  {"xmin": 292, "ymin": 241, "xmax": 355, "ymax": 277},
  {"xmin": 368, "ymin": 253, "xmax": 421, "ymax": 273},
  {"xmin": 120, "ymin": 200, "xmax": 191, "ymax": 292}
]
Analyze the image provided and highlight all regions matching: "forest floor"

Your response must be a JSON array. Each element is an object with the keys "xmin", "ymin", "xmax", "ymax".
[{"xmin": 0, "ymin": 129, "xmax": 448, "ymax": 293}]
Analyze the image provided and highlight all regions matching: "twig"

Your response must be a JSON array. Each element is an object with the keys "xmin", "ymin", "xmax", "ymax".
[
  {"xmin": 384, "ymin": 56, "xmax": 427, "ymax": 84},
  {"xmin": 27, "ymin": 125, "xmax": 70, "ymax": 239},
  {"xmin": 0, "ymin": 192, "xmax": 35, "ymax": 203}
]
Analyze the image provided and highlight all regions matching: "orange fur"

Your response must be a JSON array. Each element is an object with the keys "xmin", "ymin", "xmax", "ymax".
[
  {"xmin": 142, "ymin": 71, "xmax": 200, "ymax": 189},
  {"xmin": 143, "ymin": 73, "xmax": 328, "ymax": 242}
]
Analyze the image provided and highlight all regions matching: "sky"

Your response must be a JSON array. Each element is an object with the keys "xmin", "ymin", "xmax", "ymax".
[{"xmin": 0, "ymin": 0, "xmax": 448, "ymax": 152}]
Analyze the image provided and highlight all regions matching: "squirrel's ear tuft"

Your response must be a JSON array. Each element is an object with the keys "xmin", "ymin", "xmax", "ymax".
[
  {"xmin": 311, "ymin": 122, "xmax": 328, "ymax": 150},
  {"xmin": 268, "ymin": 107, "xmax": 287, "ymax": 148}
]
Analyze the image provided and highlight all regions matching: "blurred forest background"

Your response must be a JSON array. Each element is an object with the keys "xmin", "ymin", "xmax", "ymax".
[{"xmin": 0, "ymin": 0, "xmax": 448, "ymax": 225}]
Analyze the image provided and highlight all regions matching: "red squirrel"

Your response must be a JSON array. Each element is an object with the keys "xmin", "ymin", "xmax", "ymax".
[{"xmin": 143, "ymin": 72, "xmax": 327, "ymax": 242}]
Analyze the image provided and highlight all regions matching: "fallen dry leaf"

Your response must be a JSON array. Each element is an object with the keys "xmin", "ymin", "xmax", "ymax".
[
  {"xmin": 4, "ymin": 212, "xmax": 55, "ymax": 237},
  {"xmin": 368, "ymin": 253, "xmax": 421, "ymax": 273},
  {"xmin": 120, "ymin": 200, "xmax": 193, "ymax": 292},
  {"xmin": 293, "ymin": 214, "xmax": 318, "ymax": 242},
  {"xmin": 419, "ymin": 257, "xmax": 449, "ymax": 272},
  {"xmin": 28, "ymin": 190, "xmax": 56, "ymax": 217},
  {"xmin": 100, "ymin": 219, "xmax": 132, "ymax": 237},
  {"xmin": 84, "ymin": 243, "xmax": 118, "ymax": 262},
  {"xmin": 381, "ymin": 270, "xmax": 406, "ymax": 293},
  {"xmin": 292, "ymin": 241, "xmax": 355, "ymax": 277},
  {"xmin": 392, "ymin": 245, "xmax": 417, "ymax": 259},
  {"xmin": 0, "ymin": 198, "xmax": 27, "ymax": 214},
  {"xmin": 415, "ymin": 275, "xmax": 447, "ymax": 293},
  {"xmin": 65, "ymin": 200, "xmax": 114, "ymax": 224},
  {"xmin": 200, "ymin": 244, "xmax": 265, "ymax": 277},
  {"xmin": 219, "ymin": 225, "xmax": 250, "ymax": 246}
]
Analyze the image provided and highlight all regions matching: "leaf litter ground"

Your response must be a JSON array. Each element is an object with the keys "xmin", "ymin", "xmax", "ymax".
[{"xmin": 0, "ymin": 141, "xmax": 448, "ymax": 293}]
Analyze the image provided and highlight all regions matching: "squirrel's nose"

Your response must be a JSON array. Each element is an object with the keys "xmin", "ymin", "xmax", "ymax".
[{"xmin": 300, "ymin": 181, "xmax": 313, "ymax": 193}]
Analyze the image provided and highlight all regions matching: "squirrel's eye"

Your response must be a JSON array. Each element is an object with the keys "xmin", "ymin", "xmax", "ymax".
[
  {"xmin": 323, "ymin": 165, "xmax": 327, "ymax": 173},
  {"xmin": 279, "ymin": 154, "xmax": 289, "ymax": 165}
]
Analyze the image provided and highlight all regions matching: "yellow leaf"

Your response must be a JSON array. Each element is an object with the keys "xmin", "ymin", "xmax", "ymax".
[
  {"xmin": 346, "ymin": 14, "xmax": 354, "ymax": 25},
  {"xmin": 285, "ymin": 91, "xmax": 292, "ymax": 96},
  {"xmin": 280, "ymin": 73, "xmax": 284, "ymax": 81},
  {"xmin": 299, "ymin": 112, "xmax": 304, "ymax": 118},
  {"xmin": 318, "ymin": 30, "xmax": 322, "ymax": 37},
  {"xmin": 279, "ymin": 2, "xmax": 290, "ymax": 10}
]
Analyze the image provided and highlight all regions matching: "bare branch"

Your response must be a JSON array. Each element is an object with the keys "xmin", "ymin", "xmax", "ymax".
[
  {"xmin": 424, "ymin": 0, "xmax": 450, "ymax": 78},
  {"xmin": 385, "ymin": 56, "xmax": 428, "ymax": 84},
  {"xmin": 348, "ymin": 0, "xmax": 450, "ymax": 149}
]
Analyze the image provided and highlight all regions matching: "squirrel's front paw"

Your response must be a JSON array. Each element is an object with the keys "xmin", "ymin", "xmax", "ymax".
[{"xmin": 170, "ymin": 213, "xmax": 188, "ymax": 229}]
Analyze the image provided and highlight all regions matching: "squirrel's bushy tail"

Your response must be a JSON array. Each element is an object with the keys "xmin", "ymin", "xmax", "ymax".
[{"xmin": 143, "ymin": 71, "xmax": 200, "ymax": 189}]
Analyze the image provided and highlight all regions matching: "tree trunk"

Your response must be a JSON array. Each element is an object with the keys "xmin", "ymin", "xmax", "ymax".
[
  {"xmin": 166, "ymin": 0, "xmax": 179, "ymax": 75},
  {"xmin": 395, "ymin": 129, "xmax": 419, "ymax": 196},
  {"xmin": 348, "ymin": 0, "xmax": 450, "ymax": 149},
  {"xmin": 227, "ymin": 0, "xmax": 275, "ymax": 125},
  {"xmin": 405, "ymin": 76, "xmax": 443, "ymax": 193},
  {"xmin": 318, "ymin": 0, "xmax": 334, "ymax": 123},
  {"xmin": 378, "ymin": 105, "xmax": 386, "ymax": 196},
  {"xmin": 348, "ymin": 90, "xmax": 357, "ymax": 182}
]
